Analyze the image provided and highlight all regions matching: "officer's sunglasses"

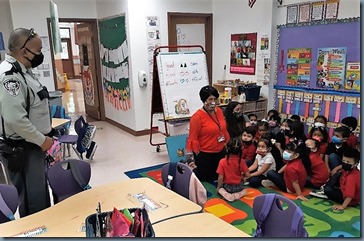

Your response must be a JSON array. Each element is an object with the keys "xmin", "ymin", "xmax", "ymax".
[{"xmin": 20, "ymin": 28, "xmax": 36, "ymax": 49}]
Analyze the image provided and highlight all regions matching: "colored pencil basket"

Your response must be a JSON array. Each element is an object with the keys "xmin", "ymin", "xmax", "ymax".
[{"xmin": 85, "ymin": 208, "xmax": 155, "ymax": 237}]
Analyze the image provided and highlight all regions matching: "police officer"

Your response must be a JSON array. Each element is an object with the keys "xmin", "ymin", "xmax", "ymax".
[{"xmin": 0, "ymin": 28, "xmax": 54, "ymax": 217}]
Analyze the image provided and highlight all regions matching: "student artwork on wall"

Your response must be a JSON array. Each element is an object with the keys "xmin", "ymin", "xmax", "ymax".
[
  {"xmin": 344, "ymin": 62, "xmax": 360, "ymax": 91},
  {"xmin": 316, "ymin": 47, "xmax": 346, "ymax": 89},
  {"xmin": 230, "ymin": 33, "xmax": 257, "ymax": 75},
  {"xmin": 98, "ymin": 15, "xmax": 131, "ymax": 111}
]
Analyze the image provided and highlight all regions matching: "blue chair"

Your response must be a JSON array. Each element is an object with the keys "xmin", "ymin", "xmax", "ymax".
[
  {"xmin": 47, "ymin": 159, "xmax": 91, "ymax": 204},
  {"xmin": 0, "ymin": 184, "xmax": 18, "ymax": 223},
  {"xmin": 57, "ymin": 116, "xmax": 83, "ymax": 159}
]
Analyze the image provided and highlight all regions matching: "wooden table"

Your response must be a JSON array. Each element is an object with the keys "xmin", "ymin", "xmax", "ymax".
[
  {"xmin": 52, "ymin": 118, "xmax": 71, "ymax": 129},
  {"xmin": 0, "ymin": 178, "xmax": 202, "ymax": 237},
  {"xmin": 153, "ymin": 213, "xmax": 250, "ymax": 237}
]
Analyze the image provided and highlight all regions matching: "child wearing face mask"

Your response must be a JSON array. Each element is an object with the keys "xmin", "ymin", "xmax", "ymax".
[
  {"xmin": 264, "ymin": 142, "xmax": 308, "ymax": 201},
  {"xmin": 254, "ymin": 121, "xmax": 269, "ymax": 143},
  {"xmin": 322, "ymin": 149, "xmax": 360, "ymax": 211},
  {"xmin": 248, "ymin": 113, "xmax": 258, "ymax": 126},
  {"xmin": 268, "ymin": 114, "xmax": 281, "ymax": 136},
  {"xmin": 216, "ymin": 138, "xmax": 250, "ymax": 202},
  {"xmin": 305, "ymin": 139, "xmax": 329, "ymax": 189},
  {"xmin": 241, "ymin": 126, "xmax": 257, "ymax": 166},
  {"xmin": 307, "ymin": 126, "xmax": 329, "ymax": 159},
  {"xmin": 274, "ymin": 118, "xmax": 293, "ymax": 155},
  {"xmin": 247, "ymin": 138, "xmax": 276, "ymax": 187},
  {"xmin": 325, "ymin": 126, "xmax": 350, "ymax": 176},
  {"xmin": 340, "ymin": 116, "xmax": 359, "ymax": 149}
]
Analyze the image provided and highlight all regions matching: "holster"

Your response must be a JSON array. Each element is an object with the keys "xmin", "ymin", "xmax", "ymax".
[{"xmin": 0, "ymin": 139, "xmax": 27, "ymax": 172}]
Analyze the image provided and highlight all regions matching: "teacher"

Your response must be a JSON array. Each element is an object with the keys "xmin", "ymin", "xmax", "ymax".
[{"xmin": 187, "ymin": 85, "xmax": 229, "ymax": 181}]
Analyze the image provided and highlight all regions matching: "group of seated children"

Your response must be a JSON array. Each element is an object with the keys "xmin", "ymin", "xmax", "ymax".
[{"xmin": 216, "ymin": 110, "xmax": 360, "ymax": 210}]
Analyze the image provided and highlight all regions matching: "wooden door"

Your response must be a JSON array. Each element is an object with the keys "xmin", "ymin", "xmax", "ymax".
[
  {"xmin": 77, "ymin": 22, "xmax": 101, "ymax": 120},
  {"xmin": 168, "ymin": 13, "xmax": 213, "ymax": 84},
  {"xmin": 61, "ymin": 38, "xmax": 75, "ymax": 78}
]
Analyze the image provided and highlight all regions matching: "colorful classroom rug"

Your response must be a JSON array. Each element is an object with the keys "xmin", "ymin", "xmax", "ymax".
[{"xmin": 124, "ymin": 164, "xmax": 360, "ymax": 237}]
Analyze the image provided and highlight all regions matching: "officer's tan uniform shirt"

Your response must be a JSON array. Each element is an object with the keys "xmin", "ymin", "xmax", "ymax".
[{"xmin": 0, "ymin": 54, "xmax": 51, "ymax": 147}]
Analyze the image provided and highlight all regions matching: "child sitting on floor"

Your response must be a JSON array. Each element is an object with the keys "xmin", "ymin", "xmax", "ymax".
[
  {"xmin": 264, "ymin": 142, "xmax": 308, "ymax": 201},
  {"xmin": 216, "ymin": 138, "xmax": 250, "ymax": 202},
  {"xmin": 323, "ymin": 148, "xmax": 360, "ymax": 211},
  {"xmin": 305, "ymin": 138, "xmax": 329, "ymax": 189},
  {"xmin": 241, "ymin": 126, "xmax": 257, "ymax": 166},
  {"xmin": 247, "ymin": 137, "xmax": 276, "ymax": 188},
  {"xmin": 340, "ymin": 116, "xmax": 359, "ymax": 149},
  {"xmin": 325, "ymin": 126, "xmax": 350, "ymax": 176}
]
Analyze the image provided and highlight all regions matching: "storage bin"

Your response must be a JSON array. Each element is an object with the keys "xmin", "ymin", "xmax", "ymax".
[
  {"xmin": 242, "ymin": 101, "xmax": 256, "ymax": 112},
  {"xmin": 238, "ymin": 84, "xmax": 261, "ymax": 101},
  {"xmin": 85, "ymin": 208, "xmax": 155, "ymax": 237}
]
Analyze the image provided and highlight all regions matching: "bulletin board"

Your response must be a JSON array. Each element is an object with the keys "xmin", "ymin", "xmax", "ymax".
[{"xmin": 273, "ymin": 18, "xmax": 360, "ymax": 135}]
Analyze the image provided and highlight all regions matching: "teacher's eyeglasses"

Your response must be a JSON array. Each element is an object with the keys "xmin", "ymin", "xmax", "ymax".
[{"xmin": 20, "ymin": 28, "xmax": 36, "ymax": 49}]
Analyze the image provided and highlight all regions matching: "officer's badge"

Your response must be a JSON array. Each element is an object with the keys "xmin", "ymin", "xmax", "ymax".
[{"xmin": 3, "ymin": 79, "xmax": 21, "ymax": 96}]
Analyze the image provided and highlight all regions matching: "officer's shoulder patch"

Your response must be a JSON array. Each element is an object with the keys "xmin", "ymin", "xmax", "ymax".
[{"xmin": 3, "ymin": 78, "xmax": 21, "ymax": 96}]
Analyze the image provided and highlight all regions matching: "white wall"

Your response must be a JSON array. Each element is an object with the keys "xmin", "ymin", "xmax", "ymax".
[
  {"xmin": 0, "ymin": 0, "xmax": 13, "ymax": 61},
  {"xmin": 212, "ymin": 0, "xmax": 274, "ymax": 100},
  {"xmin": 125, "ymin": 0, "xmax": 212, "ymax": 131},
  {"xmin": 8, "ymin": 0, "xmax": 97, "ymax": 91}
]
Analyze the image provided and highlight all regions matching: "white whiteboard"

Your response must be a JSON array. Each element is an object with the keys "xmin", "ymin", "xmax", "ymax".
[{"xmin": 157, "ymin": 51, "xmax": 209, "ymax": 120}]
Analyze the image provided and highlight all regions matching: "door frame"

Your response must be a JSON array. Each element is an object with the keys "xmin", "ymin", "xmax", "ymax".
[
  {"xmin": 46, "ymin": 18, "xmax": 105, "ymax": 120},
  {"xmin": 167, "ymin": 13, "xmax": 213, "ymax": 84}
]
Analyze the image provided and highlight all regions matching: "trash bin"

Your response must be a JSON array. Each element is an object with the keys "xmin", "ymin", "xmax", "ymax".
[
  {"xmin": 238, "ymin": 84, "xmax": 262, "ymax": 101},
  {"xmin": 49, "ymin": 91, "xmax": 63, "ymax": 106}
]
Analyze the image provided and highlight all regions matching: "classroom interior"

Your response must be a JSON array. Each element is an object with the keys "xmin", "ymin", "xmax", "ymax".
[{"xmin": 0, "ymin": 0, "xmax": 361, "ymax": 238}]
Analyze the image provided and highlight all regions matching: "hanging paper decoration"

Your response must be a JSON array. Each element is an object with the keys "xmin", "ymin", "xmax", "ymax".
[
  {"xmin": 248, "ymin": 0, "xmax": 257, "ymax": 8},
  {"xmin": 98, "ymin": 15, "xmax": 131, "ymax": 111}
]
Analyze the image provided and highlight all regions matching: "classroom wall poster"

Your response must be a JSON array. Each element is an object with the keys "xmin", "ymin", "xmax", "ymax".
[
  {"xmin": 344, "ymin": 62, "xmax": 360, "ymax": 91},
  {"xmin": 230, "ymin": 32, "xmax": 257, "ymax": 75},
  {"xmin": 287, "ymin": 5, "xmax": 298, "ymax": 24},
  {"xmin": 298, "ymin": 4, "xmax": 310, "ymax": 23},
  {"xmin": 286, "ymin": 48, "xmax": 311, "ymax": 87},
  {"xmin": 324, "ymin": 0, "xmax": 340, "ymax": 20},
  {"xmin": 316, "ymin": 47, "xmax": 346, "ymax": 89},
  {"xmin": 146, "ymin": 16, "xmax": 161, "ymax": 83},
  {"xmin": 311, "ymin": 1, "xmax": 324, "ymax": 21}
]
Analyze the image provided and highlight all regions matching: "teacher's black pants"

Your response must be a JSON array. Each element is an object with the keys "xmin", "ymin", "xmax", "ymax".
[{"xmin": 194, "ymin": 149, "xmax": 226, "ymax": 182}]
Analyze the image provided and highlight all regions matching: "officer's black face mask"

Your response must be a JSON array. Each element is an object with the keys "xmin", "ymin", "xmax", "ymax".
[{"xmin": 25, "ymin": 48, "xmax": 44, "ymax": 68}]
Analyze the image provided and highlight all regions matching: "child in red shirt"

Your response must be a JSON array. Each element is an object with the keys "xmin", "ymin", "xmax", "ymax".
[
  {"xmin": 305, "ymin": 139, "xmax": 329, "ymax": 188},
  {"xmin": 307, "ymin": 126, "xmax": 329, "ymax": 160},
  {"xmin": 241, "ymin": 126, "xmax": 257, "ymax": 166},
  {"xmin": 254, "ymin": 121, "xmax": 269, "ymax": 143},
  {"xmin": 340, "ymin": 116, "xmax": 359, "ymax": 149},
  {"xmin": 217, "ymin": 138, "xmax": 250, "ymax": 202},
  {"xmin": 264, "ymin": 142, "xmax": 308, "ymax": 201},
  {"xmin": 324, "ymin": 148, "xmax": 360, "ymax": 210}
]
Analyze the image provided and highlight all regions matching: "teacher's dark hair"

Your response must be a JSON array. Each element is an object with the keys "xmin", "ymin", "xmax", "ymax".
[{"xmin": 199, "ymin": 85, "xmax": 219, "ymax": 103}]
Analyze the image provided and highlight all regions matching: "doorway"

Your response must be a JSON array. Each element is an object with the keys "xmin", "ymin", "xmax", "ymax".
[
  {"xmin": 47, "ymin": 18, "xmax": 105, "ymax": 121},
  {"xmin": 168, "ymin": 13, "xmax": 213, "ymax": 84}
]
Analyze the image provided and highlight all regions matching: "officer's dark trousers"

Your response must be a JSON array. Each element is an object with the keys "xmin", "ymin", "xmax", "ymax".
[{"xmin": 7, "ymin": 142, "xmax": 50, "ymax": 217}]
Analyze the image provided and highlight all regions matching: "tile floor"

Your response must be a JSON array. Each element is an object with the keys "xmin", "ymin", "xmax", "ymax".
[{"xmin": 62, "ymin": 79, "xmax": 169, "ymax": 187}]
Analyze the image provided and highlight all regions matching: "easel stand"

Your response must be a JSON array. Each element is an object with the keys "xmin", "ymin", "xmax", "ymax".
[{"xmin": 149, "ymin": 45, "xmax": 205, "ymax": 152}]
